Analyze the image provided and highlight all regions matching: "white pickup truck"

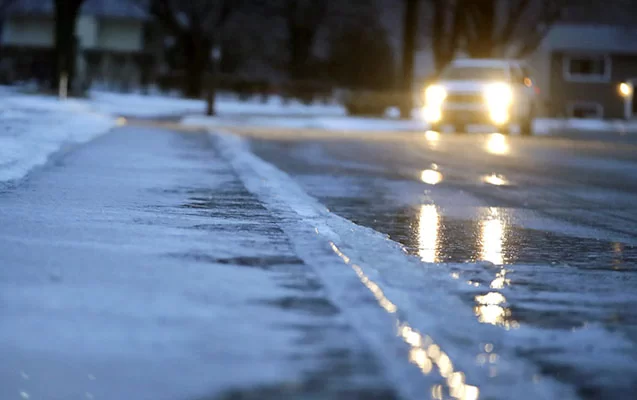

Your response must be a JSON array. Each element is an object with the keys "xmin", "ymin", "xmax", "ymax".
[{"xmin": 422, "ymin": 59, "xmax": 539, "ymax": 135}]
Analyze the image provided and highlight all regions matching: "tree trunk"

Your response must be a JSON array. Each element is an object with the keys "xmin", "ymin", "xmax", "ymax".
[
  {"xmin": 182, "ymin": 34, "xmax": 209, "ymax": 99},
  {"xmin": 432, "ymin": 0, "xmax": 457, "ymax": 75},
  {"xmin": 184, "ymin": 55, "xmax": 205, "ymax": 99},
  {"xmin": 400, "ymin": 0, "xmax": 418, "ymax": 119},
  {"xmin": 288, "ymin": 25, "xmax": 313, "ymax": 81},
  {"xmin": 465, "ymin": 0, "xmax": 496, "ymax": 58},
  {"xmin": 53, "ymin": 0, "xmax": 81, "ymax": 93},
  {"xmin": 206, "ymin": 47, "xmax": 218, "ymax": 116}
]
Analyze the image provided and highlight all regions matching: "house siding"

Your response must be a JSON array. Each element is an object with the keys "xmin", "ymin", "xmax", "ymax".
[
  {"xmin": 77, "ymin": 16, "xmax": 99, "ymax": 49},
  {"xmin": 550, "ymin": 52, "xmax": 637, "ymax": 119},
  {"xmin": 1, "ymin": 16, "xmax": 143, "ymax": 53},
  {"xmin": 0, "ymin": 12, "xmax": 148, "ymax": 90},
  {"xmin": 2, "ymin": 16, "xmax": 53, "ymax": 47},
  {"xmin": 97, "ymin": 19, "xmax": 143, "ymax": 52}
]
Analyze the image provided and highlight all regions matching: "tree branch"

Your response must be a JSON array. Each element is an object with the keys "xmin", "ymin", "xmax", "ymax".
[
  {"xmin": 147, "ymin": 0, "xmax": 185, "ymax": 36},
  {"xmin": 430, "ymin": 0, "xmax": 461, "ymax": 73},
  {"xmin": 514, "ymin": 0, "xmax": 565, "ymax": 57},
  {"xmin": 216, "ymin": 0, "xmax": 234, "ymax": 26},
  {"xmin": 0, "ymin": 0, "xmax": 19, "ymax": 18},
  {"xmin": 497, "ymin": 0, "xmax": 531, "ymax": 46}
]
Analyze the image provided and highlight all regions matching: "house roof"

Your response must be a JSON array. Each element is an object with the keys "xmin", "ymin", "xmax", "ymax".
[
  {"xmin": 561, "ymin": 2, "xmax": 636, "ymax": 26},
  {"xmin": 8, "ymin": 0, "xmax": 147, "ymax": 19},
  {"xmin": 541, "ymin": 24, "xmax": 637, "ymax": 54}
]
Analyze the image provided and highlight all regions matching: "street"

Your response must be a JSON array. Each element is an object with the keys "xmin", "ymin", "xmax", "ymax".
[
  {"xmin": 1, "ymin": 123, "xmax": 636, "ymax": 400},
  {"xmin": 246, "ymin": 127, "xmax": 637, "ymax": 399}
]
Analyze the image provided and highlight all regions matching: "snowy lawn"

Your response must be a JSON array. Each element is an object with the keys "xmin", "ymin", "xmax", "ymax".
[
  {"xmin": 0, "ymin": 89, "xmax": 117, "ymax": 183},
  {"xmin": 185, "ymin": 110, "xmax": 637, "ymax": 135},
  {"xmin": 87, "ymin": 90, "xmax": 637, "ymax": 135},
  {"xmin": 183, "ymin": 114, "xmax": 429, "ymax": 132},
  {"xmin": 87, "ymin": 90, "xmax": 347, "ymax": 118},
  {"xmin": 533, "ymin": 118, "xmax": 637, "ymax": 135}
]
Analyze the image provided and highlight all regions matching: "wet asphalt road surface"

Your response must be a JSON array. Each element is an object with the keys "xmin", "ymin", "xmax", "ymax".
[{"xmin": 245, "ymin": 128, "xmax": 637, "ymax": 399}]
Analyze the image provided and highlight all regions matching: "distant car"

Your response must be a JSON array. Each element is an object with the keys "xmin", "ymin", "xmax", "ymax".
[{"xmin": 422, "ymin": 59, "xmax": 539, "ymax": 135}]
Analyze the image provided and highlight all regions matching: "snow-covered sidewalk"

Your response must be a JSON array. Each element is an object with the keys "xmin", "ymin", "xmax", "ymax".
[
  {"xmin": 0, "ymin": 90, "xmax": 117, "ymax": 184},
  {"xmin": 0, "ymin": 126, "xmax": 396, "ymax": 400}
]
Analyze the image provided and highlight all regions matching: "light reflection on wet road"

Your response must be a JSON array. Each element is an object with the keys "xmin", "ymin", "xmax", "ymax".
[
  {"xmin": 330, "ymin": 241, "xmax": 482, "ymax": 400},
  {"xmin": 418, "ymin": 205, "xmax": 440, "ymax": 263},
  {"xmin": 246, "ymin": 127, "xmax": 637, "ymax": 399}
]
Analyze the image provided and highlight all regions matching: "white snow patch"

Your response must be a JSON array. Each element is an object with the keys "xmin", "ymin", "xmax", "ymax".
[
  {"xmin": 185, "ymin": 111, "xmax": 637, "ymax": 136},
  {"xmin": 211, "ymin": 131, "xmax": 580, "ymax": 400},
  {"xmin": 88, "ymin": 91, "xmax": 346, "ymax": 118},
  {"xmin": 183, "ymin": 114, "xmax": 428, "ymax": 132},
  {"xmin": 534, "ymin": 118, "xmax": 637, "ymax": 135},
  {"xmin": 0, "ymin": 92, "xmax": 116, "ymax": 184},
  {"xmin": 88, "ymin": 91, "xmax": 205, "ymax": 118}
]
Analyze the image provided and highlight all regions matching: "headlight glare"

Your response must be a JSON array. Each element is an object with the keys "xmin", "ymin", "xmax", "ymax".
[
  {"xmin": 484, "ymin": 83, "xmax": 513, "ymax": 108},
  {"xmin": 425, "ymin": 85, "xmax": 447, "ymax": 105}
]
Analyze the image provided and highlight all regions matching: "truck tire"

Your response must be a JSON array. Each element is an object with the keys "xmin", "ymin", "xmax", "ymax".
[
  {"xmin": 519, "ymin": 106, "xmax": 535, "ymax": 136},
  {"xmin": 519, "ymin": 117, "xmax": 534, "ymax": 136},
  {"xmin": 429, "ymin": 123, "xmax": 442, "ymax": 132}
]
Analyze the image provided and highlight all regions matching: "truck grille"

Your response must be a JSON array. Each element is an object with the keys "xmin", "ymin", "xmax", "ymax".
[{"xmin": 446, "ymin": 93, "xmax": 483, "ymax": 104}]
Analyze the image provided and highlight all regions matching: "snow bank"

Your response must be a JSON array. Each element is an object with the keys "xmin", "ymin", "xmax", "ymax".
[
  {"xmin": 88, "ymin": 91, "xmax": 206, "ymax": 118},
  {"xmin": 185, "ymin": 111, "xmax": 637, "ymax": 136},
  {"xmin": 183, "ymin": 114, "xmax": 428, "ymax": 132},
  {"xmin": 0, "ymin": 92, "xmax": 117, "ymax": 184},
  {"xmin": 88, "ymin": 91, "xmax": 347, "ymax": 118},
  {"xmin": 534, "ymin": 118, "xmax": 637, "ymax": 135}
]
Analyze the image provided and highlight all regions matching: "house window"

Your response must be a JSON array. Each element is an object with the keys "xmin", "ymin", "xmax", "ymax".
[
  {"xmin": 567, "ymin": 102, "xmax": 603, "ymax": 118},
  {"xmin": 563, "ymin": 55, "xmax": 611, "ymax": 82}
]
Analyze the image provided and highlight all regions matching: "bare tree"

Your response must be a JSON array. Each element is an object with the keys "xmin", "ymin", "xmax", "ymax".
[
  {"xmin": 0, "ymin": 0, "xmax": 18, "ymax": 17},
  {"xmin": 283, "ymin": 0, "xmax": 328, "ymax": 82},
  {"xmin": 276, "ymin": 0, "xmax": 381, "ymax": 99},
  {"xmin": 327, "ymin": 1, "xmax": 395, "ymax": 91},
  {"xmin": 143, "ymin": 0, "xmax": 239, "ymax": 99},
  {"xmin": 52, "ymin": 0, "xmax": 86, "ymax": 94},
  {"xmin": 428, "ymin": 0, "xmax": 463, "ymax": 75},
  {"xmin": 512, "ymin": 0, "xmax": 566, "ymax": 57},
  {"xmin": 399, "ymin": 0, "xmax": 418, "ymax": 118},
  {"xmin": 459, "ymin": 0, "xmax": 575, "ymax": 59},
  {"xmin": 0, "ymin": 0, "xmax": 19, "ymax": 57}
]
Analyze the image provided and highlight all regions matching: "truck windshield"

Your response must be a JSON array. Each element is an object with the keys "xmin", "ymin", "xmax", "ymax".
[{"xmin": 441, "ymin": 66, "xmax": 507, "ymax": 81}]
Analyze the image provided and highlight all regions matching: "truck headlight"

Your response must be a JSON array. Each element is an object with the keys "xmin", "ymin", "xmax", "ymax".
[
  {"xmin": 489, "ymin": 109, "xmax": 510, "ymax": 125},
  {"xmin": 484, "ymin": 83, "xmax": 512, "ymax": 125},
  {"xmin": 484, "ymin": 83, "xmax": 513, "ymax": 109},
  {"xmin": 423, "ymin": 106, "xmax": 442, "ymax": 123},
  {"xmin": 425, "ymin": 85, "xmax": 447, "ymax": 106}
]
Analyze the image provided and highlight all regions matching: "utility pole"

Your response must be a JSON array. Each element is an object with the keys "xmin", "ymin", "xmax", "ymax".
[{"xmin": 400, "ymin": 0, "xmax": 418, "ymax": 119}]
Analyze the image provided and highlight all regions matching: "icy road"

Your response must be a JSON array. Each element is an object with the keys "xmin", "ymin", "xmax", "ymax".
[{"xmin": 1, "ymin": 123, "xmax": 636, "ymax": 400}]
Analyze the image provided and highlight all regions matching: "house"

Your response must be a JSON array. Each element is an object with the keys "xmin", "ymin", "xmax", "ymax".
[
  {"xmin": 410, "ymin": 3, "xmax": 637, "ymax": 119},
  {"xmin": 527, "ymin": 5, "xmax": 637, "ymax": 119},
  {"xmin": 1, "ymin": 0, "xmax": 152, "ymax": 91}
]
